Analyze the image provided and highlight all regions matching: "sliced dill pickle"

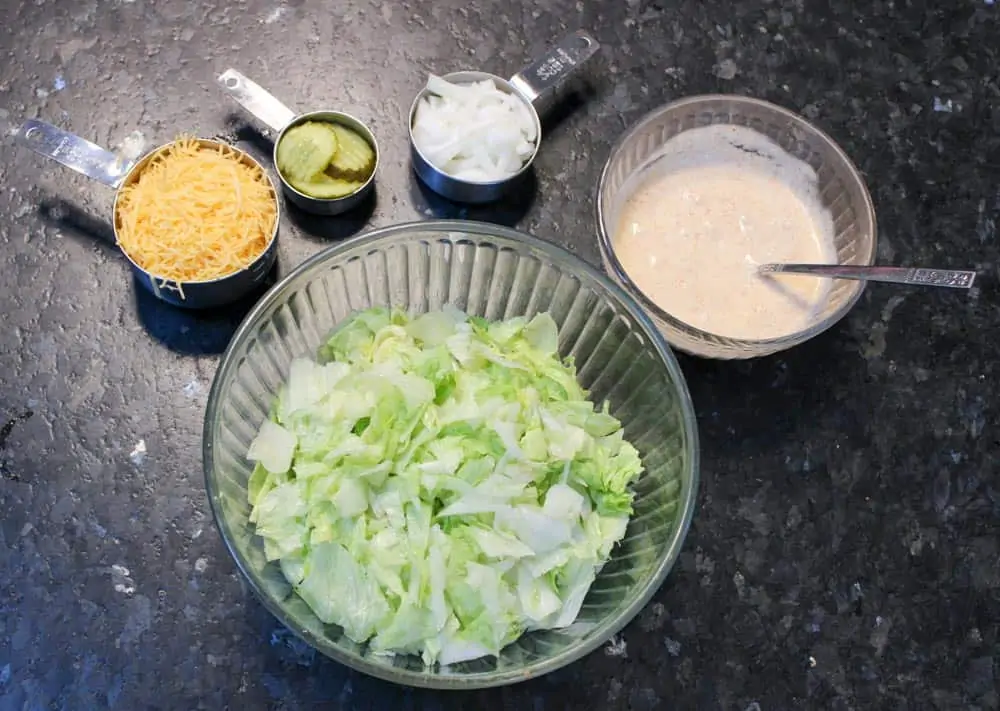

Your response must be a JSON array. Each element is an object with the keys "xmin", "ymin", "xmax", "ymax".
[
  {"xmin": 276, "ymin": 122, "xmax": 339, "ymax": 184},
  {"xmin": 326, "ymin": 124, "xmax": 376, "ymax": 180},
  {"xmin": 289, "ymin": 172, "xmax": 365, "ymax": 199}
]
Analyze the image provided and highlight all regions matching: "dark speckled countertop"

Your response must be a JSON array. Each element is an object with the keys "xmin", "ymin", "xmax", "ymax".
[{"xmin": 1, "ymin": 0, "xmax": 999, "ymax": 709}]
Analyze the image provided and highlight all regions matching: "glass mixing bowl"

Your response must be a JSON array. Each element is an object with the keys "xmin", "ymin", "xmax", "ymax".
[
  {"xmin": 596, "ymin": 95, "xmax": 877, "ymax": 359},
  {"xmin": 203, "ymin": 221, "xmax": 699, "ymax": 689}
]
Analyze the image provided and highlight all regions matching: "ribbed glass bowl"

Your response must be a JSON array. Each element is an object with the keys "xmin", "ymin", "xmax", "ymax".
[
  {"xmin": 596, "ymin": 94, "xmax": 877, "ymax": 359},
  {"xmin": 203, "ymin": 221, "xmax": 699, "ymax": 689}
]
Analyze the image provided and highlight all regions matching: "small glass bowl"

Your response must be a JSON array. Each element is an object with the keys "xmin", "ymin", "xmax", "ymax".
[
  {"xmin": 596, "ymin": 94, "xmax": 877, "ymax": 360},
  {"xmin": 203, "ymin": 221, "xmax": 699, "ymax": 689}
]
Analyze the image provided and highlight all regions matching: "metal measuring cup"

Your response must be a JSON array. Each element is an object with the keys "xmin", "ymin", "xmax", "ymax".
[
  {"xmin": 217, "ymin": 70, "xmax": 379, "ymax": 217},
  {"xmin": 407, "ymin": 30, "xmax": 600, "ymax": 204},
  {"xmin": 14, "ymin": 119, "xmax": 281, "ymax": 309}
]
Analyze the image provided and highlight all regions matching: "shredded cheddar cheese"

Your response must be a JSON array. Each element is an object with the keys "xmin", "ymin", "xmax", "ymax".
[{"xmin": 115, "ymin": 137, "xmax": 277, "ymax": 283}]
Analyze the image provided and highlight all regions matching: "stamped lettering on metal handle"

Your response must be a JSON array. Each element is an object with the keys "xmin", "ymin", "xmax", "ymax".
[
  {"xmin": 759, "ymin": 263, "xmax": 977, "ymax": 289},
  {"xmin": 15, "ymin": 120, "xmax": 131, "ymax": 188},
  {"xmin": 217, "ymin": 69, "xmax": 297, "ymax": 134},
  {"xmin": 509, "ymin": 30, "xmax": 601, "ymax": 109},
  {"xmin": 909, "ymin": 268, "xmax": 976, "ymax": 289}
]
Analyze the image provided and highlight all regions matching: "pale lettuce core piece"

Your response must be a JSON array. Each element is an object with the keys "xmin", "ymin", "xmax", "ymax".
[{"xmin": 245, "ymin": 307, "xmax": 644, "ymax": 666}]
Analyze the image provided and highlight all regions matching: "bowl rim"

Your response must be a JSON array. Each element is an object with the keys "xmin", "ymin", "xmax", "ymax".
[
  {"xmin": 594, "ymin": 93, "xmax": 879, "ymax": 356},
  {"xmin": 203, "ymin": 219, "xmax": 700, "ymax": 689}
]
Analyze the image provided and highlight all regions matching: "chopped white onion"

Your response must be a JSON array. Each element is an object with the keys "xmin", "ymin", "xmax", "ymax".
[{"xmin": 412, "ymin": 74, "xmax": 538, "ymax": 183}]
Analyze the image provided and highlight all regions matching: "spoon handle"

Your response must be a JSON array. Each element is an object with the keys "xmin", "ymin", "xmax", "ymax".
[{"xmin": 758, "ymin": 264, "xmax": 977, "ymax": 289}]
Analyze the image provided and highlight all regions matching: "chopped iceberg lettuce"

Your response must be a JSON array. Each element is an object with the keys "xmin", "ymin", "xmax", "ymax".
[{"xmin": 245, "ymin": 307, "xmax": 644, "ymax": 665}]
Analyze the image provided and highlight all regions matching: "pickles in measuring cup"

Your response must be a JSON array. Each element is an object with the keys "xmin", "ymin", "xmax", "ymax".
[
  {"xmin": 288, "ymin": 174, "xmax": 365, "ymax": 199},
  {"xmin": 276, "ymin": 120, "xmax": 375, "ymax": 200},
  {"xmin": 325, "ymin": 124, "xmax": 375, "ymax": 181},
  {"xmin": 276, "ymin": 122, "xmax": 339, "ymax": 184}
]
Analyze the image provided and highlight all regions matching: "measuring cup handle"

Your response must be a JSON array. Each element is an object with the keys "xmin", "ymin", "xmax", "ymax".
[
  {"xmin": 509, "ymin": 30, "xmax": 601, "ymax": 112},
  {"xmin": 15, "ymin": 120, "xmax": 130, "ymax": 188},
  {"xmin": 217, "ymin": 69, "xmax": 297, "ymax": 134}
]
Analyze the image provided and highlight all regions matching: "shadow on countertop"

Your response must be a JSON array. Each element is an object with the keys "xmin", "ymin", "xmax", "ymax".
[
  {"xmin": 217, "ymin": 116, "xmax": 276, "ymax": 160},
  {"xmin": 408, "ymin": 169, "xmax": 537, "ymax": 227},
  {"xmin": 132, "ymin": 260, "xmax": 279, "ymax": 356},
  {"xmin": 283, "ymin": 187, "xmax": 378, "ymax": 243},
  {"xmin": 37, "ymin": 195, "xmax": 117, "ymax": 253},
  {"xmin": 36, "ymin": 191, "xmax": 276, "ymax": 357},
  {"xmin": 540, "ymin": 86, "xmax": 594, "ymax": 136}
]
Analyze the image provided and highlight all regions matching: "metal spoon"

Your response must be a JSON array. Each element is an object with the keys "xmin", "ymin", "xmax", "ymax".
[{"xmin": 758, "ymin": 264, "xmax": 976, "ymax": 289}]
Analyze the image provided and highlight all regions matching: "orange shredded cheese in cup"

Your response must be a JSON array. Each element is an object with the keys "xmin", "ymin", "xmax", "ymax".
[{"xmin": 115, "ymin": 137, "xmax": 278, "ymax": 283}]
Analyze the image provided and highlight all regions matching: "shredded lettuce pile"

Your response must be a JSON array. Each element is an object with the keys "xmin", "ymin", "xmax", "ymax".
[{"xmin": 245, "ymin": 307, "xmax": 643, "ymax": 665}]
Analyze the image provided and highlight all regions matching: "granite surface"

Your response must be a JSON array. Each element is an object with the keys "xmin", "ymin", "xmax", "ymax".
[{"xmin": 1, "ymin": 0, "xmax": 999, "ymax": 708}]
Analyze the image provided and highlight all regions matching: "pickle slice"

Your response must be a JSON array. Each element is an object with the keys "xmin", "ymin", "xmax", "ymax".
[
  {"xmin": 276, "ymin": 122, "xmax": 339, "ymax": 184},
  {"xmin": 326, "ymin": 124, "xmax": 375, "ymax": 180},
  {"xmin": 289, "ymin": 172, "xmax": 365, "ymax": 200}
]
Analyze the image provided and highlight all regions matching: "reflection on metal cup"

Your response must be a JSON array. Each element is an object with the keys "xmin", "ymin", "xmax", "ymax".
[
  {"xmin": 217, "ymin": 69, "xmax": 379, "ymax": 217},
  {"xmin": 406, "ymin": 30, "xmax": 600, "ymax": 204},
  {"xmin": 16, "ymin": 120, "xmax": 281, "ymax": 309}
]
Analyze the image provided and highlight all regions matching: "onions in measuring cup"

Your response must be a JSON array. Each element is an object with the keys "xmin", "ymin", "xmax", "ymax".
[{"xmin": 412, "ymin": 74, "xmax": 538, "ymax": 183}]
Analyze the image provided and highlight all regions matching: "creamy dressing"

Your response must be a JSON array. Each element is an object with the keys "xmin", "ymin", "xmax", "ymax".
[{"xmin": 612, "ymin": 124, "xmax": 837, "ymax": 341}]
